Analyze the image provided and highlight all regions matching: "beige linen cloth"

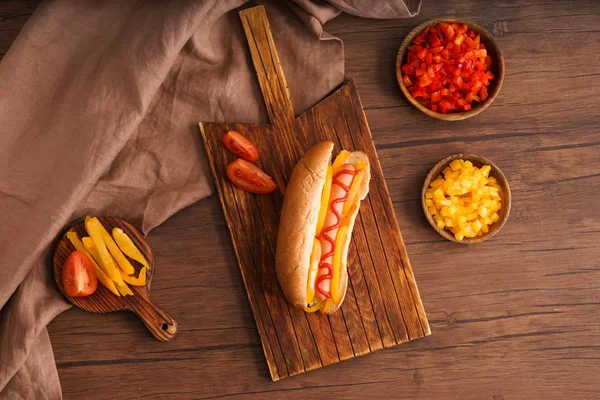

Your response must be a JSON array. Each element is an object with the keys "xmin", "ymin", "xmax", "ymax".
[{"xmin": 0, "ymin": 0, "xmax": 419, "ymax": 397}]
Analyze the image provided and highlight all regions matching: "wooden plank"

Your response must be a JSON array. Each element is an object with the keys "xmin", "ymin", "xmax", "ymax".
[{"xmin": 199, "ymin": 6, "xmax": 429, "ymax": 380}]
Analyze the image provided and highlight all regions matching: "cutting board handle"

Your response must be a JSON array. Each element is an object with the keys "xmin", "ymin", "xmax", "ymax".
[
  {"xmin": 240, "ymin": 6, "xmax": 295, "ymax": 128},
  {"xmin": 130, "ymin": 292, "xmax": 178, "ymax": 342}
]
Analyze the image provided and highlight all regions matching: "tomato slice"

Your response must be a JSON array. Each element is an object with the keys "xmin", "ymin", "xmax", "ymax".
[
  {"xmin": 226, "ymin": 159, "xmax": 277, "ymax": 194},
  {"xmin": 222, "ymin": 130, "xmax": 259, "ymax": 162},
  {"xmin": 62, "ymin": 251, "xmax": 98, "ymax": 297}
]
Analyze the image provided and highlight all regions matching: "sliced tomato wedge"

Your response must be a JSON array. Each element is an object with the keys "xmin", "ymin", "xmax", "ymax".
[
  {"xmin": 226, "ymin": 159, "xmax": 277, "ymax": 194},
  {"xmin": 62, "ymin": 251, "xmax": 98, "ymax": 297},
  {"xmin": 222, "ymin": 130, "xmax": 259, "ymax": 162}
]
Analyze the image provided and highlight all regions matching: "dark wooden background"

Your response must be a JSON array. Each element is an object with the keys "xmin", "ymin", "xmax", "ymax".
[{"xmin": 3, "ymin": 0, "xmax": 600, "ymax": 398}]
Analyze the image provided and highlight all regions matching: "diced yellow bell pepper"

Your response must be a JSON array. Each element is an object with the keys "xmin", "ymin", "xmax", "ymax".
[
  {"xmin": 424, "ymin": 159, "xmax": 502, "ymax": 240},
  {"xmin": 478, "ymin": 206, "xmax": 490, "ymax": 218},
  {"xmin": 112, "ymin": 228, "xmax": 149, "ymax": 270},
  {"xmin": 480, "ymin": 165, "xmax": 491, "ymax": 178},
  {"xmin": 449, "ymin": 159, "xmax": 463, "ymax": 171}
]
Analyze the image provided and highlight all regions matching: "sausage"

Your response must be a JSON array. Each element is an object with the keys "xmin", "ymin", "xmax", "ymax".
[{"xmin": 315, "ymin": 164, "xmax": 356, "ymax": 301}]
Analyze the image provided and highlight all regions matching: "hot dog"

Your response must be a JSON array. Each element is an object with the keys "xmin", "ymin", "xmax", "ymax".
[{"xmin": 275, "ymin": 141, "xmax": 370, "ymax": 314}]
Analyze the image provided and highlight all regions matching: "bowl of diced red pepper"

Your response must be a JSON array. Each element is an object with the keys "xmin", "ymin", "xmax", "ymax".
[{"xmin": 396, "ymin": 19, "xmax": 504, "ymax": 121}]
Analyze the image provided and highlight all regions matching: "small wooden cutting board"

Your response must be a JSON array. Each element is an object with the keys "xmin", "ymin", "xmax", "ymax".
[
  {"xmin": 199, "ymin": 5, "xmax": 430, "ymax": 380},
  {"xmin": 53, "ymin": 216, "xmax": 178, "ymax": 342}
]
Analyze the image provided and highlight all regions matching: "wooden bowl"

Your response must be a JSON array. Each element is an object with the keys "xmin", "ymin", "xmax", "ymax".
[
  {"xmin": 396, "ymin": 18, "xmax": 505, "ymax": 121},
  {"xmin": 422, "ymin": 154, "xmax": 511, "ymax": 244}
]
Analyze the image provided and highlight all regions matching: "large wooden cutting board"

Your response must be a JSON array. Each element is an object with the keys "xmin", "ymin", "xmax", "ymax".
[{"xmin": 199, "ymin": 5, "xmax": 430, "ymax": 381}]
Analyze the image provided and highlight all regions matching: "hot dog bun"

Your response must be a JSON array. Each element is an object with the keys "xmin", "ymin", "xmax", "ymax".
[{"xmin": 276, "ymin": 141, "xmax": 370, "ymax": 314}]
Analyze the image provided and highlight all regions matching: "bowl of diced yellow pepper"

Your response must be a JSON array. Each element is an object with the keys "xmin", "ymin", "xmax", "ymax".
[{"xmin": 422, "ymin": 154, "xmax": 511, "ymax": 243}]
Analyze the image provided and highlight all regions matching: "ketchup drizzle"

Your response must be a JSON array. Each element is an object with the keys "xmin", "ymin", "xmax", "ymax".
[{"xmin": 315, "ymin": 166, "xmax": 361, "ymax": 299}]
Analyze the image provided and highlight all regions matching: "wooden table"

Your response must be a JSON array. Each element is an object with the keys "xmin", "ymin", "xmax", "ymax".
[{"xmin": 3, "ymin": 1, "xmax": 600, "ymax": 398}]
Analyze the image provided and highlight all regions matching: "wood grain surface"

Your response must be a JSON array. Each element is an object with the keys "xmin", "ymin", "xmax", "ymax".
[
  {"xmin": 2, "ymin": 0, "xmax": 600, "ymax": 398},
  {"xmin": 200, "ymin": 5, "xmax": 429, "ymax": 380},
  {"xmin": 53, "ymin": 217, "xmax": 177, "ymax": 342}
]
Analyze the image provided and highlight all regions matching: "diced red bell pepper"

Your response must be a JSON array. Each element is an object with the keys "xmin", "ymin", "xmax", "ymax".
[
  {"xmin": 439, "ymin": 100, "xmax": 453, "ymax": 113},
  {"xmin": 418, "ymin": 74, "xmax": 433, "ymax": 87},
  {"xmin": 465, "ymin": 36, "xmax": 476, "ymax": 49},
  {"xmin": 425, "ymin": 52, "xmax": 433, "ymax": 65},
  {"xmin": 444, "ymin": 25, "xmax": 455, "ymax": 40},
  {"xmin": 456, "ymin": 24, "xmax": 468, "ymax": 35},
  {"xmin": 474, "ymin": 49, "xmax": 487, "ymax": 58},
  {"xmin": 480, "ymin": 85, "xmax": 489, "ymax": 101},
  {"xmin": 401, "ymin": 22, "xmax": 495, "ymax": 113},
  {"xmin": 428, "ymin": 32, "xmax": 442, "ymax": 48}
]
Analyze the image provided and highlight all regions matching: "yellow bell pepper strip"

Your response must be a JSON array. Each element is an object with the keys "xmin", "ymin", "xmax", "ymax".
[
  {"xmin": 82, "ymin": 237, "xmax": 101, "ymax": 264},
  {"xmin": 120, "ymin": 267, "xmax": 147, "ymax": 286},
  {"xmin": 66, "ymin": 232, "xmax": 120, "ymax": 297},
  {"xmin": 342, "ymin": 161, "xmax": 367, "ymax": 219},
  {"xmin": 315, "ymin": 165, "xmax": 333, "ymax": 237},
  {"xmin": 116, "ymin": 281, "xmax": 134, "ymax": 296},
  {"xmin": 322, "ymin": 298, "xmax": 334, "ymax": 313},
  {"xmin": 83, "ymin": 236, "xmax": 133, "ymax": 295},
  {"xmin": 331, "ymin": 150, "xmax": 351, "ymax": 171},
  {"xmin": 112, "ymin": 227, "xmax": 149, "ymax": 269},
  {"xmin": 331, "ymin": 225, "xmax": 348, "ymax": 304},
  {"xmin": 96, "ymin": 224, "xmax": 135, "ymax": 275},
  {"xmin": 84, "ymin": 217, "xmax": 125, "ymax": 286},
  {"xmin": 306, "ymin": 239, "xmax": 321, "ymax": 304},
  {"xmin": 304, "ymin": 300, "xmax": 321, "ymax": 313}
]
